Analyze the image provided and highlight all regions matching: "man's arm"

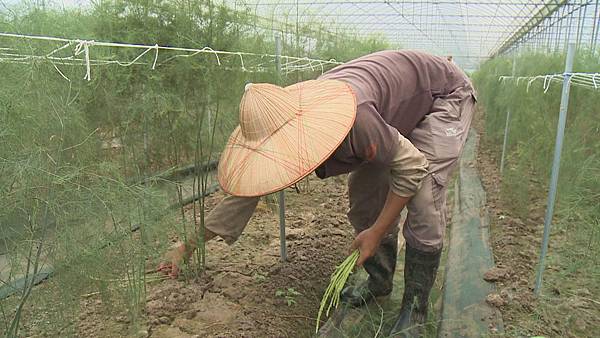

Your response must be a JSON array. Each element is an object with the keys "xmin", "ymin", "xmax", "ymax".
[
  {"xmin": 352, "ymin": 192, "xmax": 411, "ymax": 266},
  {"xmin": 352, "ymin": 132, "xmax": 428, "ymax": 266},
  {"xmin": 159, "ymin": 195, "xmax": 260, "ymax": 277}
]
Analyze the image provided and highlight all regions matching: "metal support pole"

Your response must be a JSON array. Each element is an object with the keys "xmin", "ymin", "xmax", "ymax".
[
  {"xmin": 534, "ymin": 42, "xmax": 576, "ymax": 295},
  {"xmin": 275, "ymin": 33, "xmax": 287, "ymax": 262},
  {"xmin": 577, "ymin": 4, "xmax": 587, "ymax": 48},
  {"xmin": 591, "ymin": 0, "xmax": 600, "ymax": 52},
  {"xmin": 500, "ymin": 52, "xmax": 517, "ymax": 175},
  {"xmin": 557, "ymin": 8, "xmax": 565, "ymax": 51},
  {"xmin": 550, "ymin": 14, "xmax": 557, "ymax": 52},
  {"xmin": 565, "ymin": 5, "xmax": 574, "ymax": 52},
  {"xmin": 546, "ymin": 19, "xmax": 552, "ymax": 51},
  {"xmin": 278, "ymin": 190, "xmax": 287, "ymax": 261},
  {"xmin": 276, "ymin": 34, "xmax": 282, "ymax": 76}
]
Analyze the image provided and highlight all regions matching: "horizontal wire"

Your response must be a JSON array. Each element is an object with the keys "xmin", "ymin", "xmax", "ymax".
[
  {"xmin": 499, "ymin": 72, "xmax": 600, "ymax": 91},
  {"xmin": 0, "ymin": 31, "xmax": 342, "ymax": 65}
]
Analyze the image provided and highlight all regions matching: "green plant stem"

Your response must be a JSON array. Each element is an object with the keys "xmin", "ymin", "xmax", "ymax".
[{"xmin": 316, "ymin": 250, "xmax": 359, "ymax": 333}]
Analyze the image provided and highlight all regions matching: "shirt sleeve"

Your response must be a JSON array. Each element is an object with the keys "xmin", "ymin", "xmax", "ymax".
[
  {"xmin": 204, "ymin": 195, "xmax": 260, "ymax": 244},
  {"xmin": 388, "ymin": 132, "xmax": 429, "ymax": 197}
]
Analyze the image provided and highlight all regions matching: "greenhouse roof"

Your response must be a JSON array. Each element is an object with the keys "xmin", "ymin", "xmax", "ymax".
[
  {"xmin": 236, "ymin": 0, "xmax": 593, "ymax": 70},
  {"xmin": 2, "ymin": 0, "xmax": 598, "ymax": 71}
]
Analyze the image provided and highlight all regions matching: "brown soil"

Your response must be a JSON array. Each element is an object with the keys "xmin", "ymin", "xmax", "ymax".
[
  {"xmin": 77, "ymin": 175, "xmax": 354, "ymax": 338},
  {"xmin": 473, "ymin": 108, "xmax": 599, "ymax": 337}
]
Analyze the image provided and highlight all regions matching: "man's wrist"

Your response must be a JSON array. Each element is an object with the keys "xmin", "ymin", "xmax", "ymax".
[{"xmin": 370, "ymin": 221, "xmax": 390, "ymax": 240}]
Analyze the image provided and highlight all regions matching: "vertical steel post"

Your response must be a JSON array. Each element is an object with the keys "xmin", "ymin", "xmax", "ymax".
[
  {"xmin": 577, "ymin": 4, "xmax": 587, "ymax": 48},
  {"xmin": 546, "ymin": 19, "xmax": 552, "ymax": 51},
  {"xmin": 551, "ymin": 14, "xmax": 557, "ymax": 52},
  {"xmin": 500, "ymin": 52, "xmax": 517, "ymax": 175},
  {"xmin": 556, "ymin": 9, "xmax": 564, "ymax": 52},
  {"xmin": 557, "ymin": 8, "xmax": 565, "ymax": 51},
  {"xmin": 534, "ymin": 42, "xmax": 576, "ymax": 295},
  {"xmin": 592, "ymin": 0, "xmax": 600, "ymax": 52},
  {"xmin": 275, "ymin": 33, "xmax": 287, "ymax": 262},
  {"xmin": 565, "ymin": 5, "xmax": 574, "ymax": 51},
  {"xmin": 278, "ymin": 190, "xmax": 287, "ymax": 262}
]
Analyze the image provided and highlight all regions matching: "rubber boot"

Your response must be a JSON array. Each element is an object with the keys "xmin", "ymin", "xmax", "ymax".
[
  {"xmin": 341, "ymin": 232, "xmax": 398, "ymax": 307},
  {"xmin": 389, "ymin": 244, "xmax": 441, "ymax": 337}
]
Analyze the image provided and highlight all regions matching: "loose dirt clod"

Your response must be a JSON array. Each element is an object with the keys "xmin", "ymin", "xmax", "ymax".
[
  {"xmin": 486, "ymin": 293, "xmax": 505, "ymax": 308},
  {"xmin": 483, "ymin": 267, "xmax": 510, "ymax": 282}
]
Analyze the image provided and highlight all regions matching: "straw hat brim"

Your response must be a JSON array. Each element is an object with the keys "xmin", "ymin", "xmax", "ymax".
[{"xmin": 218, "ymin": 79, "xmax": 356, "ymax": 197}]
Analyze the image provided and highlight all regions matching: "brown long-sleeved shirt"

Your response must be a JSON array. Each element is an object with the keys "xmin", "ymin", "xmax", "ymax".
[{"xmin": 316, "ymin": 50, "xmax": 473, "ymax": 196}]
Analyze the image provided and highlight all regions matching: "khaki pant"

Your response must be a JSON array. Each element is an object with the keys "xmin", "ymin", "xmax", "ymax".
[{"xmin": 205, "ymin": 87, "xmax": 476, "ymax": 255}]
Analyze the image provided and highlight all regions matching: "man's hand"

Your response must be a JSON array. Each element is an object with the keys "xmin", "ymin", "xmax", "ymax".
[
  {"xmin": 157, "ymin": 241, "xmax": 191, "ymax": 279},
  {"xmin": 157, "ymin": 229, "xmax": 215, "ymax": 278},
  {"xmin": 351, "ymin": 228, "xmax": 383, "ymax": 266},
  {"xmin": 351, "ymin": 191, "xmax": 411, "ymax": 267}
]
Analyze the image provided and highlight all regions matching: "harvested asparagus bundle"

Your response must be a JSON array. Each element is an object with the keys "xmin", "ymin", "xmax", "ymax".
[{"xmin": 315, "ymin": 250, "xmax": 360, "ymax": 333}]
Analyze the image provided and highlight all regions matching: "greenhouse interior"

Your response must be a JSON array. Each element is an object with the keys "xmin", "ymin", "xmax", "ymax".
[{"xmin": 1, "ymin": 0, "xmax": 599, "ymax": 337}]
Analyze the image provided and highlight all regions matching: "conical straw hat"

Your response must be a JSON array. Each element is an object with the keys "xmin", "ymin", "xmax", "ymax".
[{"xmin": 218, "ymin": 79, "xmax": 356, "ymax": 197}]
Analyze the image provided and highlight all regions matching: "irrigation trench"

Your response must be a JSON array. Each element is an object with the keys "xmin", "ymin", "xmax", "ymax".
[
  {"xmin": 1, "ymin": 130, "xmax": 503, "ymax": 336},
  {"xmin": 318, "ymin": 129, "xmax": 503, "ymax": 337}
]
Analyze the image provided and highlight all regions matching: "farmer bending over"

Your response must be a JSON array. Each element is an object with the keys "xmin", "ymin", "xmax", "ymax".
[{"xmin": 161, "ymin": 50, "xmax": 476, "ymax": 337}]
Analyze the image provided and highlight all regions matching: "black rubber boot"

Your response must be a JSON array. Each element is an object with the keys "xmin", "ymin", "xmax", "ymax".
[
  {"xmin": 389, "ymin": 244, "xmax": 441, "ymax": 337},
  {"xmin": 341, "ymin": 232, "xmax": 398, "ymax": 307}
]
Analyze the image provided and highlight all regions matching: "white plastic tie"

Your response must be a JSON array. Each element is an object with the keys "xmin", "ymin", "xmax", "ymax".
[
  {"xmin": 46, "ymin": 41, "xmax": 73, "ymax": 58},
  {"xmin": 51, "ymin": 61, "xmax": 70, "ymax": 82},
  {"xmin": 527, "ymin": 77, "xmax": 536, "ymax": 93},
  {"xmin": 201, "ymin": 47, "xmax": 221, "ymax": 66},
  {"xmin": 565, "ymin": 72, "xmax": 574, "ymax": 86},
  {"xmin": 152, "ymin": 44, "xmax": 159, "ymax": 70},
  {"xmin": 119, "ymin": 47, "xmax": 154, "ymax": 67},
  {"xmin": 543, "ymin": 75, "xmax": 552, "ymax": 93},
  {"xmin": 238, "ymin": 52, "xmax": 246, "ymax": 71},
  {"xmin": 74, "ymin": 39, "xmax": 94, "ymax": 81}
]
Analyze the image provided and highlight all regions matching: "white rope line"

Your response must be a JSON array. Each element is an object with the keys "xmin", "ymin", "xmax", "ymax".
[
  {"xmin": 0, "ymin": 52, "xmax": 147, "ymax": 65},
  {"xmin": 0, "ymin": 55, "xmax": 326, "ymax": 78},
  {"xmin": 0, "ymin": 52, "xmax": 275, "ymax": 74},
  {"xmin": 152, "ymin": 44, "xmax": 158, "ymax": 70},
  {"xmin": 0, "ymin": 31, "xmax": 342, "ymax": 79},
  {"xmin": 46, "ymin": 41, "xmax": 73, "ymax": 57},
  {"xmin": 498, "ymin": 72, "xmax": 600, "ymax": 91},
  {"xmin": 0, "ymin": 52, "xmax": 330, "ymax": 77}
]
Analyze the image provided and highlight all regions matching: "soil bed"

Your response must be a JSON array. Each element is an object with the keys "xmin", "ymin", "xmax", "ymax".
[{"xmin": 78, "ymin": 175, "xmax": 354, "ymax": 337}]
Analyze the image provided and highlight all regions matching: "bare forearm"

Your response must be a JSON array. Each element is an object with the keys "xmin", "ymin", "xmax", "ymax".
[
  {"xmin": 184, "ymin": 228, "xmax": 216, "ymax": 254},
  {"xmin": 351, "ymin": 190, "xmax": 411, "ymax": 266},
  {"xmin": 370, "ymin": 191, "xmax": 410, "ymax": 239}
]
